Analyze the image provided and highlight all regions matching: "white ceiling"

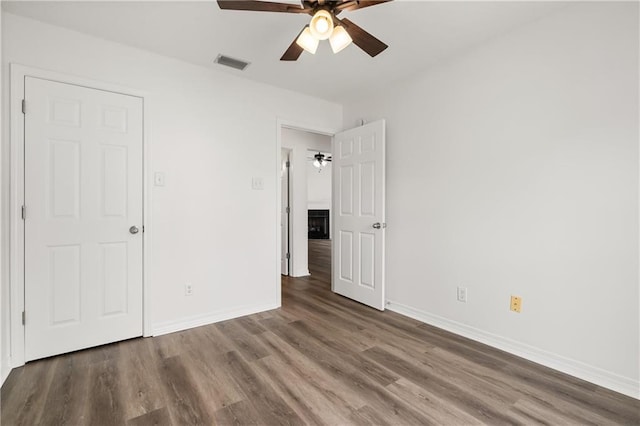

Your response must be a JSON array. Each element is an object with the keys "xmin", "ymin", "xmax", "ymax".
[{"xmin": 2, "ymin": 1, "xmax": 567, "ymax": 103}]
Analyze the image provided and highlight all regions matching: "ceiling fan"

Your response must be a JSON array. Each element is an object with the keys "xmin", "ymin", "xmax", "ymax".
[
  {"xmin": 310, "ymin": 152, "xmax": 332, "ymax": 168},
  {"xmin": 217, "ymin": 0, "xmax": 391, "ymax": 61}
]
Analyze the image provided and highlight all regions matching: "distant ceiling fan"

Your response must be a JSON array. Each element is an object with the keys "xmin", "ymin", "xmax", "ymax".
[
  {"xmin": 310, "ymin": 152, "xmax": 332, "ymax": 168},
  {"xmin": 217, "ymin": 0, "xmax": 391, "ymax": 61}
]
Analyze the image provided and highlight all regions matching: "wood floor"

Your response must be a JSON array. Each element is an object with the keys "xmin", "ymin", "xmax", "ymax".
[{"xmin": 2, "ymin": 239, "xmax": 639, "ymax": 425}]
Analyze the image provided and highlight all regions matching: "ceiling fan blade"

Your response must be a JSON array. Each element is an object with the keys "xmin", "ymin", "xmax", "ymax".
[
  {"xmin": 339, "ymin": 18, "xmax": 388, "ymax": 57},
  {"xmin": 335, "ymin": 0, "xmax": 391, "ymax": 13},
  {"xmin": 280, "ymin": 28, "xmax": 305, "ymax": 61},
  {"xmin": 217, "ymin": 0, "xmax": 311, "ymax": 13}
]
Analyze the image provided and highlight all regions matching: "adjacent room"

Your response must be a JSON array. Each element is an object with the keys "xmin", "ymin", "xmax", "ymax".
[{"xmin": 1, "ymin": 1, "xmax": 638, "ymax": 424}]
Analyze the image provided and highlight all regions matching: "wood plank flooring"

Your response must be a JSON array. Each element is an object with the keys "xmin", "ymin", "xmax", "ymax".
[{"xmin": 2, "ymin": 239, "xmax": 639, "ymax": 425}]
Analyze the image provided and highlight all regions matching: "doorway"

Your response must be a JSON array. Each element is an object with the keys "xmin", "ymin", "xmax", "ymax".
[
  {"xmin": 276, "ymin": 119, "xmax": 387, "ymax": 311},
  {"xmin": 279, "ymin": 127, "xmax": 333, "ymax": 282}
]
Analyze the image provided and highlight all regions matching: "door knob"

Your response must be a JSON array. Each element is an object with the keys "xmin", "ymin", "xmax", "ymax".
[
  {"xmin": 129, "ymin": 226, "xmax": 140, "ymax": 234},
  {"xmin": 372, "ymin": 222, "xmax": 386, "ymax": 229}
]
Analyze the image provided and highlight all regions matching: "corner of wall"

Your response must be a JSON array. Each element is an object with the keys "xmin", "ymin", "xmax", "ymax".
[
  {"xmin": 1, "ymin": 357, "xmax": 11, "ymax": 387},
  {"xmin": 387, "ymin": 300, "xmax": 640, "ymax": 400},
  {"xmin": 152, "ymin": 301, "xmax": 279, "ymax": 337}
]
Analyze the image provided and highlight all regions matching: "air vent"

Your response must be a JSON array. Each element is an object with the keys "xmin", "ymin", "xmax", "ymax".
[{"xmin": 214, "ymin": 54, "xmax": 250, "ymax": 71}]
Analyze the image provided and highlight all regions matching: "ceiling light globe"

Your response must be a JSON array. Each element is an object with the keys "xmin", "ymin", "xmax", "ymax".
[
  {"xmin": 316, "ymin": 18, "xmax": 329, "ymax": 33},
  {"xmin": 329, "ymin": 25, "xmax": 352, "ymax": 53},
  {"xmin": 295, "ymin": 26, "xmax": 319, "ymax": 54},
  {"xmin": 309, "ymin": 10, "xmax": 334, "ymax": 40}
]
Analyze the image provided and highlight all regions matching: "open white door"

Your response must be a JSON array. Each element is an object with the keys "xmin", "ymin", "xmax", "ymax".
[
  {"xmin": 332, "ymin": 120, "xmax": 385, "ymax": 310},
  {"xmin": 24, "ymin": 77, "xmax": 143, "ymax": 361}
]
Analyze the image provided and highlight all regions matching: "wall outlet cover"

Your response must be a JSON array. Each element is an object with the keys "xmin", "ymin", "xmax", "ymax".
[
  {"xmin": 510, "ymin": 295, "xmax": 522, "ymax": 313},
  {"xmin": 457, "ymin": 286, "xmax": 468, "ymax": 303}
]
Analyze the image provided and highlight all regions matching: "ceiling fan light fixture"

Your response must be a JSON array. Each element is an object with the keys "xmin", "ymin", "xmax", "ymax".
[
  {"xmin": 313, "ymin": 159, "xmax": 322, "ymax": 168},
  {"xmin": 329, "ymin": 25, "xmax": 352, "ymax": 53},
  {"xmin": 309, "ymin": 9, "xmax": 334, "ymax": 40},
  {"xmin": 296, "ymin": 26, "xmax": 319, "ymax": 54}
]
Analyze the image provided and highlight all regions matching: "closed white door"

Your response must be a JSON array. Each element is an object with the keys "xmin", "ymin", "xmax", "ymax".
[
  {"xmin": 332, "ymin": 120, "xmax": 386, "ymax": 310},
  {"xmin": 24, "ymin": 77, "xmax": 143, "ymax": 361}
]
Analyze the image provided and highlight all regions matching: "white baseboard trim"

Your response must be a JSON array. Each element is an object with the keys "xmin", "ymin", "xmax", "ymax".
[
  {"xmin": 386, "ymin": 300, "xmax": 640, "ymax": 400},
  {"xmin": 291, "ymin": 269, "xmax": 310, "ymax": 278},
  {"xmin": 152, "ymin": 302, "xmax": 280, "ymax": 337}
]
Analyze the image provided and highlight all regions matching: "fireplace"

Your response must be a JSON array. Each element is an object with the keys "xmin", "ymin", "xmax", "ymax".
[{"xmin": 308, "ymin": 210, "xmax": 330, "ymax": 239}]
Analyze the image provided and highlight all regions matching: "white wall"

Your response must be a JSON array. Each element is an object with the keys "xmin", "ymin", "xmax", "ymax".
[
  {"xmin": 281, "ymin": 129, "xmax": 332, "ymax": 276},
  {"xmin": 1, "ymin": 12, "xmax": 342, "ymax": 369},
  {"xmin": 344, "ymin": 2, "xmax": 639, "ymax": 397}
]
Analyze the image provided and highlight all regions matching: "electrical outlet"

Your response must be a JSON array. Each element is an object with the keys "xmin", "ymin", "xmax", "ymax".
[
  {"xmin": 510, "ymin": 295, "xmax": 522, "ymax": 313},
  {"xmin": 457, "ymin": 286, "xmax": 468, "ymax": 303},
  {"xmin": 185, "ymin": 283, "xmax": 193, "ymax": 296}
]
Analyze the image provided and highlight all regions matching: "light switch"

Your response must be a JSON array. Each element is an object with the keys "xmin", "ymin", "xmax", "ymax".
[
  {"xmin": 154, "ymin": 172, "xmax": 165, "ymax": 187},
  {"xmin": 252, "ymin": 177, "xmax": 264, "ymax": 190}
]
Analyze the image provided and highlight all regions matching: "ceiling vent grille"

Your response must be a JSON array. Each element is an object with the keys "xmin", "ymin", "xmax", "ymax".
[{"xmin": 214, "ymin": 54, "xmax": 250, "ymax": 71}]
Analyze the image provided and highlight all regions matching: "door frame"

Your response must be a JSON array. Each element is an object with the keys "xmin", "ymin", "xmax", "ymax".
[
  {"xmin": 275, "ymin": 118, "xmax": 337, "ymax": 307},
  {"xmin": 281, "ymin": 148, "xmax": 291, "ymax": 276},
  {"xmin": 9, "ymin": 64, "xmax": 153, "ymax": 368}
]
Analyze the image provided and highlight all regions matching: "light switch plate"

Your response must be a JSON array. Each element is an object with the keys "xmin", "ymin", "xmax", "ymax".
[
  {"xmin": 154, "ymin": 172, "xmax": 165, "ymax": 187},
  {"xmin": 252, "ymin": 177, "xmax": 264, "ymax": 190}
]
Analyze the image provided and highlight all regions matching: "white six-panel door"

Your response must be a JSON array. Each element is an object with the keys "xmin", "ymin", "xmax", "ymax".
[
  {"xmin": 24, "ymin": 77, "xmax": 143, "ymax": 361},
  {"xmin": 332, "ymin": 120, "xmax": 386, "ymax": 310}
]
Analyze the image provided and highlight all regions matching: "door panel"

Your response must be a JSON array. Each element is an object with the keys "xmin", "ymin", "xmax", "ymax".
[
  {"xmin": 339, "ymin": 230, "xmax": 354, "ymax": 282},
  {"xmin": 332, "ymin": 120, "xmax": 386, "ymax": 310},
  {"xmin": 49, "ymin": 245, "xmax": 81, "ymax": 325},
  {"xmin": 101, "ymin": 145, "xmax": 128, "ymax": 216},
  {"xmin": 25, "ymin": 77, "xmax": 143, "ymax": 361},
  {"xmin": 49, "ymin": 139, "xmax": 81, "ymax": 218},
  {"xmin": 339, "ymin": 165, "xmax": 354, "ymax": 215},
  {"xmin": 100, "ymin": 242, "xmax": 129, "ymax": 316}
]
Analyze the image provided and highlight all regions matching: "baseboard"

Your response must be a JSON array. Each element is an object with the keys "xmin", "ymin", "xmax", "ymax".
[
  {"xmin": 152, "ymin": 302, "xmax": 280, "ymax": 336},
  {"xmin": 291, "ymin": 269, "xmax": 310, "ymax": 277},
  {"xmin": 386, "ymin": 300, "xmax": 640, "ymax": 400}
]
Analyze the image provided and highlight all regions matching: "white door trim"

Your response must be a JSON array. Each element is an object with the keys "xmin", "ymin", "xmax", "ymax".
[
  {"xmin": 275, "ymin": 118, "xmax": 337, "ymax": 308},
  {"xmin": 9, "ymin": 63, "xmax": 153, "ymax": 368}
]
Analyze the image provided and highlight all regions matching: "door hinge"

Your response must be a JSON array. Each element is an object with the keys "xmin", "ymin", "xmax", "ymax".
[
  {"xmin": 21, "ymin": 99, "xmax": 26, "ymax": 114},
  {"xmin": 21, "ymin": 205, "xmax": 26, "ymax": 220},
  {"xmin": 142, "ymin": 225, "xmax": 145, "ymax": 233},
  {"xmin": 22, "ymin": 311, "xmax": 25, "ymax": 325},
  {"xmin": 285, "ymin": 161, "xmax": 290, "ymax": 168},
  {"xmin": 285, "ymin": 207, "xmax": 290, "ymax": 214},
  {"xmin": 285, "ymin": 252, "xmax": 290, "ymax": 260}
]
